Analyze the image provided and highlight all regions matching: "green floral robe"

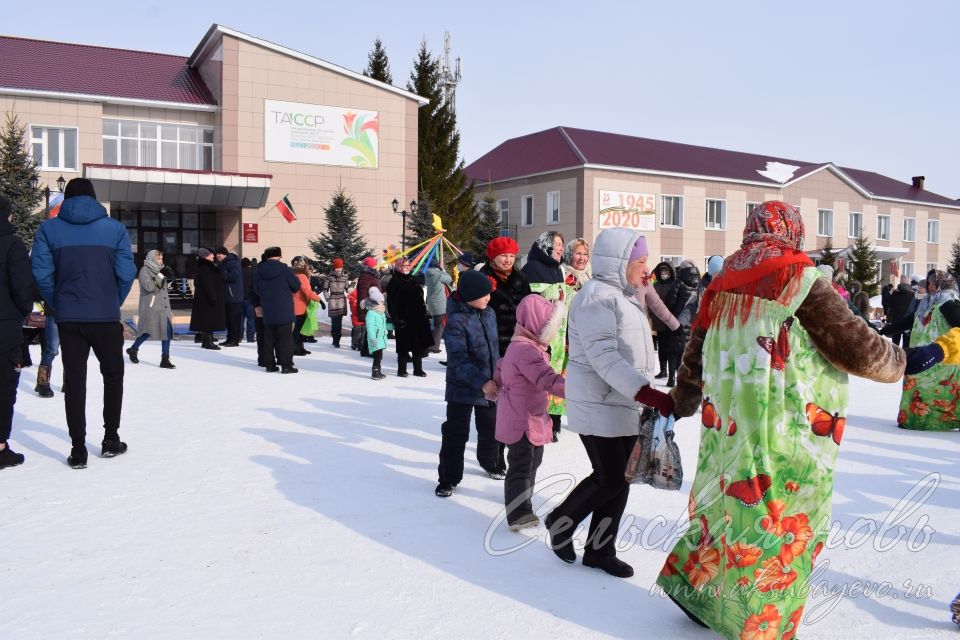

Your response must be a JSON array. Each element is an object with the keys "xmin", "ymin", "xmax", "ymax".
[
  {"xmin": 657, "ymin": 267, "xmax": 845, "ymax": 640},
  {"xmin": 529, "ymin": 282, "xmax": 578, "ymax": 415},
  {"xmin": 897, "ymin": 299, "xmax": 960, "ymax": 431}
]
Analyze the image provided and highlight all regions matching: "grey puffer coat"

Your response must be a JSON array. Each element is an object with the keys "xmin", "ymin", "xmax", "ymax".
[
  {"xmin": 136, "ymin": 250, "xmax": 172, "ymax": 340},
  {"xmin": 424, "ymin": 266, "xmax": 453, "ymax": 316},
  {"xmin": 565, "ymin": 227, "xmax": 655, "ymax": 437}
]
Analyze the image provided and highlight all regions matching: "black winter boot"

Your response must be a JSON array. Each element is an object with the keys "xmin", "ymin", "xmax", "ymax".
[
  {"xmin": 0, "ymin": 444, "xmax": 25, "ymax": 469},
  {"xmin": 67, "ymin": 445, "xmax": 88, "ymax": 469},
  {"xmin": 159, "ymin": 355, "xmax": 176, "ymax": 369},
  {"xmin": 126, "ymin": 347, "xmax": 139, "ymax": 363},
  {"xmin": 35, "ymin": 364, "xmax": 54, "ymax": 398},
  {"xmin": 371, "ymin": 367, "xmax": 385, "ymax": 380},
  {"xmin": 201, "ymin": 333, "xmax": 221, "ymax": 350},
  {"xmin": 101, "ymin": 437, "xmax": 128, "ymax": 458},
  {"xmin": 655, "ymin": 355, "xmax": 667, "ymax": 378}
]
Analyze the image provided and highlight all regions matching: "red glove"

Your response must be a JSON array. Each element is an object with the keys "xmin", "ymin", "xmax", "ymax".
[{"xmin": 635, "ymin": 385, "xmax": 674, "ymax": 417}]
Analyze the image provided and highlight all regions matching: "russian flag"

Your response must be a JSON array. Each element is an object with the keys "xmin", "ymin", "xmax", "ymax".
[{"xmin": 47, "ymin": 192, "xmax": 64, "ymax": 218}]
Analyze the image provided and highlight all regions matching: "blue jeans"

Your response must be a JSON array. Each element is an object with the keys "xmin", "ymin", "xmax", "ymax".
[
  {"xmin": 132, "ymin": 320, "xmax": 172, "ymax": 356},
  {"xmin": 40, "ymin": 315, "xmax": 60, "ymax": 367},
  {"xmin": 243, "ymin": 301, "xmax": 256, "ymax": 341}
]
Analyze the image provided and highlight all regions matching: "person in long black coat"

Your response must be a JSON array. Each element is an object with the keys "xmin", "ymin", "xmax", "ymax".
[
  {"xmin": 659, "ymin": 260, "xmax": 700, "ymax": 387},
  {"xmin": 651, "ymin": 261, "xmax": 676, "ymax": 375},
  {"xmin": 386, "ymin": 259, "xmax": 433, "ymax": 377},
  {"xmin": 189, "ymin": 248, "xmax": 226, "ymax": 350},
  {"xmin": 886, "ymin": 277, "xmax": 915, "ymax": 347}
]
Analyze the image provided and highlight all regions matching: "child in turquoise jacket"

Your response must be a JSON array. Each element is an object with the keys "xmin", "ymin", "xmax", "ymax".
[{"xmin": 365, "ymin": 287, "xmax": 388, "ymax": 379}]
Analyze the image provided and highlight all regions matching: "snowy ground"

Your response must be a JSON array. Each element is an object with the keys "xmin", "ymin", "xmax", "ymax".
[{"xmin": 3, "ymin": 338, "xmax": 959, "ymax": 639}]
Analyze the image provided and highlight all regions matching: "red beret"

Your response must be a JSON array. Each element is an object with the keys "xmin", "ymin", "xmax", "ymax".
[
  {"xmin": 331, "ymin": 258, "xmax": 344, "ymax": 269},
  {"xmin": 485, "ymin": 236, "xmax": 519, "ymax": 260}
]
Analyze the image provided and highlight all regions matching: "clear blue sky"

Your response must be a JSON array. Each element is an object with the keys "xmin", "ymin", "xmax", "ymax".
[{"xmin": 7, "ymin": 0, "xmax": 959, "ymax": 197}]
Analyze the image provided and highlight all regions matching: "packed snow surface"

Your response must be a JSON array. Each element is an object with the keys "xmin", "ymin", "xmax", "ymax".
[{"xmin": 4, "ymin": 341, "xmax": 958, "ymax": 639}]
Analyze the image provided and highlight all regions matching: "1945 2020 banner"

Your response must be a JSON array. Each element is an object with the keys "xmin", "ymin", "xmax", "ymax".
[
  {"xmin": 264, "ymin": 99, "xmax": 380, "ymax": 169},
  {"xmin": 598, "ymin": 190, "xmax": 656, "ymax": 231}
]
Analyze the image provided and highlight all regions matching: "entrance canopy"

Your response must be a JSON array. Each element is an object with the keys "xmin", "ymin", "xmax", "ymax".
[
  {"xmin": 806, "ymin": 245, "xmax": 910, "ymax": 261},
  {"xmin": 83, "ymin": 164, "xmax": 271, "ymax": 208}
]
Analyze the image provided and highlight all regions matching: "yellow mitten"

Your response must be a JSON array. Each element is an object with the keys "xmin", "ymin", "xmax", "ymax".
[{"xmin": 934, "ymin": 327, "xmax": 960, "ymax": 365}]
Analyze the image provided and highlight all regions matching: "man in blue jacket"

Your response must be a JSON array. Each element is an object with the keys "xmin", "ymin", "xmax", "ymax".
[
  {"xmin": 0, "ymin": 195, "xmax": 35, "ymax": 469},
  {"xmin": 216, "ymin": 247, "xmax": 243, "ymax": 347},
  {"xmin": 253, "ymin": 246, "xmax": 301, "ymax": 374},
  {"xmin": 30, "ymin": 178, "xmax": 136, "ymax": 469}
]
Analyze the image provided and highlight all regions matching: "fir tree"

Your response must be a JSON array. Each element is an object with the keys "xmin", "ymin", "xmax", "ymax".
[
  {"xmin": 819, "ymin": 236, "xmax": 838, "ymax": 269},
  {"xmin": 407, "ymin": 40, "xmax": 476, "ymax": 250},
  {"xmin": 362, "ymin": 38, "xmax": 393, "ymax": 84},
  {"xmin": 404, "ymin": 195, "xmax": 436, "ymax": 251},
  {"xmin": 308, "ymin": 187, "xmax": 371, "ymax": 274},
  {"xmin": 848, "ymin": 233, "xmax": 879, "ymax": 296},
  {"xmin": 472, "ymin": 189, "xmax": 501, "ymax": 255},
  {"xmin": 947, "ymin": 235, "xmax": 960, "ymax": 282},
  {"xmin": 0, "ymin": 111, "xmax": 43, "ymax": 247}
]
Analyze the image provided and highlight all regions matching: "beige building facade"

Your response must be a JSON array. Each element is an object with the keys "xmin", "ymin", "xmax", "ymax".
[
  {"xmin": 467, "ymin": 127, "xmax": 959, "ymax": 282},
  {"xmin": 0, "ymin": 25, "xmax": 424, "ymax": 270}
]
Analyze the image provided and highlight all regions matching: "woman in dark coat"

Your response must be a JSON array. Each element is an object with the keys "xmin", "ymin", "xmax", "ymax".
[
  {"xmin": 651, "ymin": 261, "xmax": 676, "ymax": 376},
  {"xmin": 189, "ymin": 248, "xmax": 226, "ymax": 350},
  {"xmin": 659, "ymin": 259, "xmax": 700, "ymax": 387},
  {"xmin": 386, "ymin": 259, "xmax": 433, "ymax": 377},
  {"xmin": 520, "ymin": 231, "xmax": 564, "ymax": 284},
  {"xmin": 479, "ymin": 236, "xmax": 532, "ymax": 357}
]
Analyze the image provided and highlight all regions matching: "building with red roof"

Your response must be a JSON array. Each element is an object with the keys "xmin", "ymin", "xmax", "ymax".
[
  {"xmin": 466, "ymin": 126, "xmax": 959, "ymax": 284},
  {"xmin": 0, "ymin": 25, "xmax": 426, "ymax": 279}
]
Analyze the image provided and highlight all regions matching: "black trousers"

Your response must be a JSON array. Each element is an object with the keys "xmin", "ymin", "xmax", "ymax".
[
  {"xmin": 398, "ymin": 352, "xmax": 423, "ymax": 375},
  {"xmin": 255, "ymin": 316, "xmax": 266, "ymax": 365},
  {"xmin": 0, "ymin": 345, "xmax": 20, "ymax": 442},
  {"xmin": 59, "ymin": 322, "xmax": 124, "ymax": 448},
  {"xmin": 293, "ymin": 314, "xmax": 307, "ymax": 352},
  {"xmin": 548, "ymin": 433, "xmax": 637, "ymax": 558},
  {"xmin": 438, "ymin": 402, "xmax": 504, "ymax": 485},
  {"xmin": 372, "ymin": 348, "xmax": 383, "ymax": 371},
  {"xmin": 225, "ymin": 303, "xmax": 243, "ymax": 343},
  {"xmin": 262, "ymin": 323, "xmax": 294, "ymax": 368},
  {"xmin": 330, "ymin": 315, "xmax": 343, "ymax": 345},
  {"xmin": 504, "ymin": 434, "xmax": 544, "ymax": 523}
]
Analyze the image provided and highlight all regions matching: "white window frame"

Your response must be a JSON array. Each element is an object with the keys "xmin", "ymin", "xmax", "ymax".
[
  {"xmin": 660, "ymin": 195, "xmax": 683, "ymax": 228},
  {"xmin": 497, "ymin": 199, "xmax": 509, "ymax": 230},
  {"xmin": 817, "ymin": 209, "xmax": 833, "ymax": 237},
  {"xmin": 902, "ymin": 262, "xmax": 915, "ymax": 278},
  {"xmin": 659, "ymin": 255, "xmax": 683, "ymax": 267},
  {"xmin": 848, "ymin": 211, "xmax": 864, "ymax": 238},
  {"xmin": 520, "ymin": 195, "xmax": 534, "ymax": 227},
  {"xmin": 927, "ymin": 219, "xmax": 940, "ymax": 244},
  {"xmin": 705, "ymin": 198, "xmax": 726, "ymax": 230},
  {"xmin": 903, "ymin": 217, "xmax": 916, "ymax": 242},
  {"xmin": 102, "ymin": 118, "xmax": 214, "ymax": 171},
  {"xmin": 876, "ymin": 260, "xmax": 883, "ymax": 280},
  {"xmin": 876, "ymin": 215, "xmax": 890, "ymax": 241},
  {"xmin": 745, "ymin": 202, "xmax": 760, "ymax": 217},
  {"xmin": 30, "ymin": 125, "xmax": 79, "ymax": 172},
  {"xmin": 546, "ymin": 190, "xmax": 560, "ymax": 225}
]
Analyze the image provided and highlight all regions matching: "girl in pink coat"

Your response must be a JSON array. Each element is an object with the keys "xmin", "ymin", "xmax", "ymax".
[{"xmin": 492, "ymin": 294, "xmax": 566, "ymax": 531}]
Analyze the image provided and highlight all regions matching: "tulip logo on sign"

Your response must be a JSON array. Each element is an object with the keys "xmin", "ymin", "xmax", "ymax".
[{"xmin": 264, "ymin": 99, "xmax": 379, "ymax": 169}]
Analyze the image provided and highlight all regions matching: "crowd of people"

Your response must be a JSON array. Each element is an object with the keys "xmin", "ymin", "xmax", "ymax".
[{"xmin": 3, "ymin": 186, "xmax": 960, "ymax": 636}]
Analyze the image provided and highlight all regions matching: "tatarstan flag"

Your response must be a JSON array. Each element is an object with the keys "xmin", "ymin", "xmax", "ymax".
[{"xmin": 275, "ymin": 195, "xmax": 296, "ymax": 223}]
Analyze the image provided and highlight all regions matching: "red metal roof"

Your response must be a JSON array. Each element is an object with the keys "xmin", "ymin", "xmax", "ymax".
[
  {"xmin": 466, "ymin": 126, "xmax": 958, "ymax": 207},
  {"xmin": 0, "ymin": 35, "xmax": 215, "ymax": 106}
]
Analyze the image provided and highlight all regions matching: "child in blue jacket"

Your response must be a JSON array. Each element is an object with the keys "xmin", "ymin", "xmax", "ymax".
[{"xmin": 435, "ymin": 270, "xmax": 503, "ymax": 497}]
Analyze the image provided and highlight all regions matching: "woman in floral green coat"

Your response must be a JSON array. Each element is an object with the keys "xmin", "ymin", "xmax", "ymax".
[{"xmin": 658, "ymin": 202, "xmax": 905, "ymax": 640}]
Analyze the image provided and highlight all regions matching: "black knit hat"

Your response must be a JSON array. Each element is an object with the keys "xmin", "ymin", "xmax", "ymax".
[
  {"xmin": 63, "ymin": 177, "xmax": 97, "ymax": 200},
  {"xmin": 458, "ymin": 269, "xmax": 492, "ymax": 302}
]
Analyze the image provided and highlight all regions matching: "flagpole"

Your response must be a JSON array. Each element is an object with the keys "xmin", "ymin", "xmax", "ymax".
[{"xmin": 258, "ymin": 193, "xmax": 288, "ymax": 220}]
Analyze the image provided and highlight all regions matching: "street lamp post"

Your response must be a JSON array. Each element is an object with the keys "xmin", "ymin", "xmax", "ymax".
[
  {"xmin": 30, "ymin": 174, "xmax": 66, "ymax": 217},
  {"xmin": 391, "ymin": 197, "xmax": 419, "ymax": 252}
]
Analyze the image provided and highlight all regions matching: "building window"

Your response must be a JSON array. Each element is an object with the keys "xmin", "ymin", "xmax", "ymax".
[
  {"xmin": 877, "ymin": 215, "xmax": 890, "ymax": 241},
  {"xmin": 521, "ymin": 195, "xmax": 533, "ymax": 226},
  {"xmin": 31, "ymin": 126, "xmax": 78, "ymax": 171},
  {"xmin": 902, "ymin": 262, "xmax": 914, "ymax": 278},
  {"xmin": 848, "ymin": 212, "xmax": 863, "ymax": 238},
  {"xmin": 102, "ymin": 119, "xmax": 214, "ymax": 170},
  {"xmin": 903, "ymin": 217, "xmax": 916, "ymax": 242},
  {"xmin": 817, "ymin": 209, "xmax": 833, "ymax": 237},
  {"xmin": 745, "ymin": 202, "xmax": 760, "ymax": 217},
  {"xmin": 659, "ymin": 255, "xmax": 683, "ymax": 267},
  {"xmin": 546, "ymin": 191, "xmax": 560, "ymax": 224},
  {"xmin": 497, "ymin": 199, "xmax": 509, "ymax": 232},
  {"xmin": 661, "ymin": 195, "xmax": 683, "ymax": 227},
  {"xmin": 927, "ymin": 219, "xmax": 940, "ymax": 243},
  {"xmin": 705, "ymin": 199, "xmax": 726, "ymax": 230}
]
